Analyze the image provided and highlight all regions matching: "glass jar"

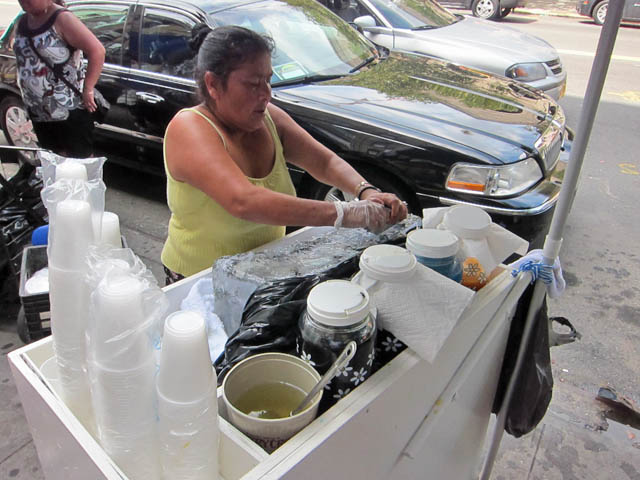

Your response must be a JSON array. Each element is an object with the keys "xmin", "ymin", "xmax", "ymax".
[
  {"xmin": 406, "ymin": 229, "xmax": 462, "ymax": 283},
  {"xmin": 297, "ymin": 280, "xmax": 376, "ymax": 408}
]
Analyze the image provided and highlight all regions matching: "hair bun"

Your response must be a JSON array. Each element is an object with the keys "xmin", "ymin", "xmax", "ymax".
[{"xmin": 189, "ymin": 24, "xmax": 213, "ymax": 52}]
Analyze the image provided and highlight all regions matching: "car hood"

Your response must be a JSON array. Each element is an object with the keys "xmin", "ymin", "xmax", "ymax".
[
  {"xmin": 274, "ymin": 53, "xmax": 560, "ymax": 165},
  {"xmin": 398, "ymin": 16, "xmax": 558, "ymax": 73}
]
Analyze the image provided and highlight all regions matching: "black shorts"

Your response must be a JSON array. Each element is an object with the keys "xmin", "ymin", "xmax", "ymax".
[{"xmin": 31, "ymin": 108, "xmax": 95, "ymax": 158}]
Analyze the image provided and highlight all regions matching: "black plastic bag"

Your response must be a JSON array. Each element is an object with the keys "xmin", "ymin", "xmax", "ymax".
[
  {"xmin": 214, "ymin": 257, "xmax": 360, "ymax": 381},
  {"xmin": 213, "ymin": 227, "xmax": 414, "ymax": 384},
  {"xmin": 491, "ymin": 282, "xmax": 553, "ymax": 437}
]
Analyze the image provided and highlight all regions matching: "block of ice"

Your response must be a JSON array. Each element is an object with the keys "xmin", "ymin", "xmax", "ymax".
[{"xmin": 211, "ymin": 217, "xmax": 421, "ymax": 335}]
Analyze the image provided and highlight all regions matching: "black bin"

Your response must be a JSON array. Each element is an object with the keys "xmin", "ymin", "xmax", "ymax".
[{"xmin": 18, "ymin": 245, "xmax": 51, "ymax": 342}]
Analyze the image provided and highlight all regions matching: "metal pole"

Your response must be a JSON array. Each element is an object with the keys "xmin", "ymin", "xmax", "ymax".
[{"xmin": 479, "ymin": 2, "xmax": 625, "ymax": 478}]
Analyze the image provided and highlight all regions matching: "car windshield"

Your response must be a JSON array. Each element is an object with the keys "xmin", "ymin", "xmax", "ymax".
[
  {"xmin": 367, "ymin": 0, "xmax": 458, "ymax": 29},
  {"xmin": 210, "ymin": 0, "xmax": 378, "ymax": 85}
]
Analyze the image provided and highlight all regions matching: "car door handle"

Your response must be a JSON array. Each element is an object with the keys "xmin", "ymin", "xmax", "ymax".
[{"xmin": 136, "ymin": 92, "xmax": 165, "ymax": 104}]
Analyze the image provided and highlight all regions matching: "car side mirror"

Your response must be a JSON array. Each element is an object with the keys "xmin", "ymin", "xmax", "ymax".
[{"xmin": 353, "ymin": 15, "xmax": 376, "ymax": 29}]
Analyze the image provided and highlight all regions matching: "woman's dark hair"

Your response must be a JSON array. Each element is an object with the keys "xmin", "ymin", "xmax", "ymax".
[{"xmin": 191, "ymin": 25, "xmax": 274, "ymax": 101}]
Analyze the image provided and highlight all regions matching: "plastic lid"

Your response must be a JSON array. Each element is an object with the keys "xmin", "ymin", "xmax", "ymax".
[
  {"xmin": 306, "ymin": 280, "xmax": 370, "ymax": 327},
  {"xmin": 442, "ymin": 205, "xmax": 491, "ymax": 240},
  {"xmin": 358, "ymin": 244, "xmax": 417, "ymax": 282},
  {"xmin": 406, "ymin": 229, "xmax": 459, "ymax": 259}
]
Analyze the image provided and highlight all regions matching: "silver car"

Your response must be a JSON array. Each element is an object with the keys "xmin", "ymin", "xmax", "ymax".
[{"xmin": 328, "ymin": 0, "xmax": 566, "ymax": 99}]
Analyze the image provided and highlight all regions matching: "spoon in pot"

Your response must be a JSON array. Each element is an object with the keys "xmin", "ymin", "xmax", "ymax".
[{"xmin": 290, "ymin": 341, "xmax": 357, "ymax": 416}]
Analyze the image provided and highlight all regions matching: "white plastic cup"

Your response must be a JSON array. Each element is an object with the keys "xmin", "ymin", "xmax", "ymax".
[
  {"xmin": 91, "ymin": 359, "xmax": 160, "ymax": 479},
  {"xmin": 100, "ymin": 211, "xmax": 122, "ymax": 248},
  {"xmin": 49, "ymin": 199, "xmax": 94, "ymax": 270},
  {"xmin": 55, "ymin": 161, "xmax": 88, "ymax": 181},
  {"xmin": 90, "ymin": 274, "xmax": 151, "ymax": 370},
  {"xmin": 157, "ymin": 385, "xmax": 219, "ymax": 480},
  {"xmin": 91, "ymin": 359, "xmax": 157, "ymax": 432},
  {"xmin": 157, "ymin": 311, "xmax": 214, "ymax": 403}
]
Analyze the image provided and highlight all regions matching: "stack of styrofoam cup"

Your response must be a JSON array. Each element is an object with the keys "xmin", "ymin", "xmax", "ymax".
[
  {"xmin": 54, "ymin": 160, "xmax": 88, "ymax": 181},
  {"xmin": 89, "ymin": 273, "xmax": 160, "ymax": 479},
  {"xmin": 100, "ymin": 211, "xmax": 122, "ymax": 248},
  {"xmin": 48, "ymin": 198, "xmax": 96, "ymax": 433},
  {"xmin": 157, "ymin": 311, "xmax": 219, "ymax": 480}
]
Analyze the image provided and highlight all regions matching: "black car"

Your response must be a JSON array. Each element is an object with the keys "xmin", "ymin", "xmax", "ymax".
[
  {"xmin": 0, "ymin": 0, "xmax": 570, "ymax": 246},
  {"xmin": 576, "ymin": 0, "xmax": 640, "ymax": 25},
  {"xmin": 439, "ymin": 0, "xmax": 527, "ymax": 19}
]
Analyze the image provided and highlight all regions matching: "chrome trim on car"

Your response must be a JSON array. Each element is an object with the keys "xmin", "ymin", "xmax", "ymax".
[
  {"xmin": 125, "ymin": 68, "xmax": 196, "ymax": 91},
  {"xmin": 96, "ymin": 122, "xmax": 163, "ymax": 144},
  {"xmin": 418, "ymin": 189, "xmax": 560, "ymax": 216}
]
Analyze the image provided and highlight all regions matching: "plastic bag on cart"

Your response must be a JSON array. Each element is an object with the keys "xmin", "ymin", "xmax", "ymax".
[
  {"xmin": 37, "ymin": 151, "xmax": 106, "ymax": 185},
  {"xmin": 492, "ymin": 282, "xmax": 554, "ymax": 437}
]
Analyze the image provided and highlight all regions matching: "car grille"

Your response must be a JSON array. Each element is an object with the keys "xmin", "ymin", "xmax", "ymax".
[{"xmin": 546, "ymin": 59, "xmax": 563, "ymax": 75}]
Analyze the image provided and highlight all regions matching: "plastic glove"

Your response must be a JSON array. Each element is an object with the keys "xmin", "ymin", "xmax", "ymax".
[{"xmin": 334, "ymin": 200, "xmax": 390, "ymax": 234}]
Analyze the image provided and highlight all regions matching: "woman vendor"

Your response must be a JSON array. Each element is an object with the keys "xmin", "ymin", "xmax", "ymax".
[{"xmin": 161, "ymin": 26, "xmax": 408, "ymax": 284}]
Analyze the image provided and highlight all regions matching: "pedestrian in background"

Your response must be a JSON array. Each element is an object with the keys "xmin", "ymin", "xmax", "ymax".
[{"xmin": 13, "ymin": 0, "xmax": 105, "ymax": 157}]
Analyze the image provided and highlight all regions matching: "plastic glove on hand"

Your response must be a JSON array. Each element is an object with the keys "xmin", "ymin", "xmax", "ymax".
[{"xmin": 334, "ymin": 200, "xmax": 390, "ymax": 234}]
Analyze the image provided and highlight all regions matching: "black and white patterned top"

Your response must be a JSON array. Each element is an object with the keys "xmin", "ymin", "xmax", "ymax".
[{"xmin": 14, "ymin": 9, "xmax": 85, "ymax": 122}]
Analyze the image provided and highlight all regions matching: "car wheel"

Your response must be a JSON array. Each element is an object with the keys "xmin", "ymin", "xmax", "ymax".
[
  {"xmin": 593, "ymin": 0, "xmax": 608, "ymax": 25},
  {"xmin": 0, "ymin": 95, "xmax": 38, "ymax": 164},
  {"xmin": 471, "ymin": 0, "xmax": 499, "ymax": 19},
  {"xmin": 307, "ymin": 167, "xmax": 421, "ymax": 215},
  {"xmin": 498, "ymin": 7, "xmax": 512, "ymax": 18}
]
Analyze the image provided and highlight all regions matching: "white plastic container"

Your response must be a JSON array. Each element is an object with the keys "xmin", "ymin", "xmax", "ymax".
[{"xmin": 406, "ymin": 229, "xmax": 462, "ymax": 283}]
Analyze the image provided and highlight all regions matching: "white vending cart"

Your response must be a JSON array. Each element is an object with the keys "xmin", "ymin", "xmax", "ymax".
[{"xmin": 9, "ymin": 229, "xmax": 531, "ymax": 479}]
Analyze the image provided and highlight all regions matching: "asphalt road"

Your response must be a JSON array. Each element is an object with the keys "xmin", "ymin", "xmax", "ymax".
[{"xmin": 1, "ymin": 7, "xmax": 639, "ymax": 479}]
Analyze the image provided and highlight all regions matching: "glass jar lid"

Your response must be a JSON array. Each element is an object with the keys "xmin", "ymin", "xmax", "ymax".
[
  {"xmin": 407, "ymin": 229, "xmax": 459, "ymax": 259},
  {"xmin": 442, "ymin": 205, "xmax": 491, "ymax": 240},
  {"xmin": 358, "ymin": 244, "xmax": 417, "ymax": 282},
  {"xmin": 306, "ymin": 280, "xmax": 370, "ymax": 327}
]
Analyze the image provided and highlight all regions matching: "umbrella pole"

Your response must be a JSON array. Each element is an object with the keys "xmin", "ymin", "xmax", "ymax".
[{"xmin": 479, "ymin": 2, "xmax": 625, "ymax": 478}]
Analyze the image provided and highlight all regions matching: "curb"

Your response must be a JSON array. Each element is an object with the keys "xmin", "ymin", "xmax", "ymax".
[{"xmin": 517, "ymin": 8, "xmax": 584, "ymax": 18}]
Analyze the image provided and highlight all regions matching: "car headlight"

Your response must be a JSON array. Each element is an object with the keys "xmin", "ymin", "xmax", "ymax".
[
  {"xmin": 446, "ymin": 158, "xmax": 543, "ymax": 197},
  {"xmin": 506, "ymin": 63, "xmax": 547, "ymax": 82}
]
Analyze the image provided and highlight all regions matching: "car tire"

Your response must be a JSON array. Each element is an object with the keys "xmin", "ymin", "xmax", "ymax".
[
  {"xmin": 471, "ymin": 0, "xmax": 500, "ymax": 19},
  {"xmin": 498, "ymin": 7, "xmax": 512, "ymax": 18},
  {"xmin": 592, "ymin": 0, "xmax": 608, "ymax": 25},
  {"xmin": 307, "ymin": 167, "xmax": 421, "ymax": 215},
  {"xmin": 0, "ymin": 95, "xmax": 38, "ymax": 164}
]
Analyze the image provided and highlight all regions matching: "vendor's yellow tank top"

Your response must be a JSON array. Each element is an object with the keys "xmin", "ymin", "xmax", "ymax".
[{"xmin": 161, "ymin": 108, "xmax": 296, "ymax": 277}]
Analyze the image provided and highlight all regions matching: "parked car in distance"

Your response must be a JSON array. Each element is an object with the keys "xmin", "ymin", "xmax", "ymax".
[
  {"xmin": 439, "ymin": 0, "xmax": 526, "ymax": 19},
  {"xmin": 576, "ymin": 0, "xmax": 640, "ymax": 25},
  {"xmin": 0, "ymin": 0, "xmax": 571, "ymax": 247},
  {"xmin": 330, "ymin": 0, "xmax": 566, "ymax": 100}
]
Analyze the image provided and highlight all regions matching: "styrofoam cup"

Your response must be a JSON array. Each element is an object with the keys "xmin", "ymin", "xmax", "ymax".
[
  {"xmin": 90, "ymin": 274, "xmax": 152, "ymax": 370},
  {"xmin": 157, "ymin": 310, "xmax": 213, "ymax": 403},
  {"xmin": 55, "ymin": 161, "xmax": 88, "ymax": 181},
  {"xmin": 100, "ymin": 211, "xmax": 122, "ymax": 248},
  {"xmin": 49, "ymin": 199, "xmax": 93, "ymax": 270}
]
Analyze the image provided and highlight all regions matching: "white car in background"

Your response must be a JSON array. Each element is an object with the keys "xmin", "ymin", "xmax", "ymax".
[{"xmin": 328, "ymin": 0, "xmax": 566, "ymax": 99}]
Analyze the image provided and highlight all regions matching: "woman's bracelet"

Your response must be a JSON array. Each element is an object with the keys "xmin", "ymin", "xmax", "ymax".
[
  {"xmin": 357, "ymin": 184, "xmax": 381, "ymax": 200},
  {"xmin": 354, "ymin": 181, "xmax": 381, "ymax": 200}
]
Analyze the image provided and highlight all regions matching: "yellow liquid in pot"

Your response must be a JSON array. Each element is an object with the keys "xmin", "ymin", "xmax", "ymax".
[{"xmin": 233, "ymin": 382, "xmax": 308, "ymax": 419}]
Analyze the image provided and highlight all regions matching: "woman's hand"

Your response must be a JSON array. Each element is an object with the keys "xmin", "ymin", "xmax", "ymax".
[
  {"xmin": 360, "ymin": 190, "xmax": 408, "ymax": 225},
  {"xmin": 334, "ymin": 200, "xmax": 391, "ymax": 234},
  {"xmin": 82, "ymin": 88, "xmax": 97, "ymax": 112}
]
